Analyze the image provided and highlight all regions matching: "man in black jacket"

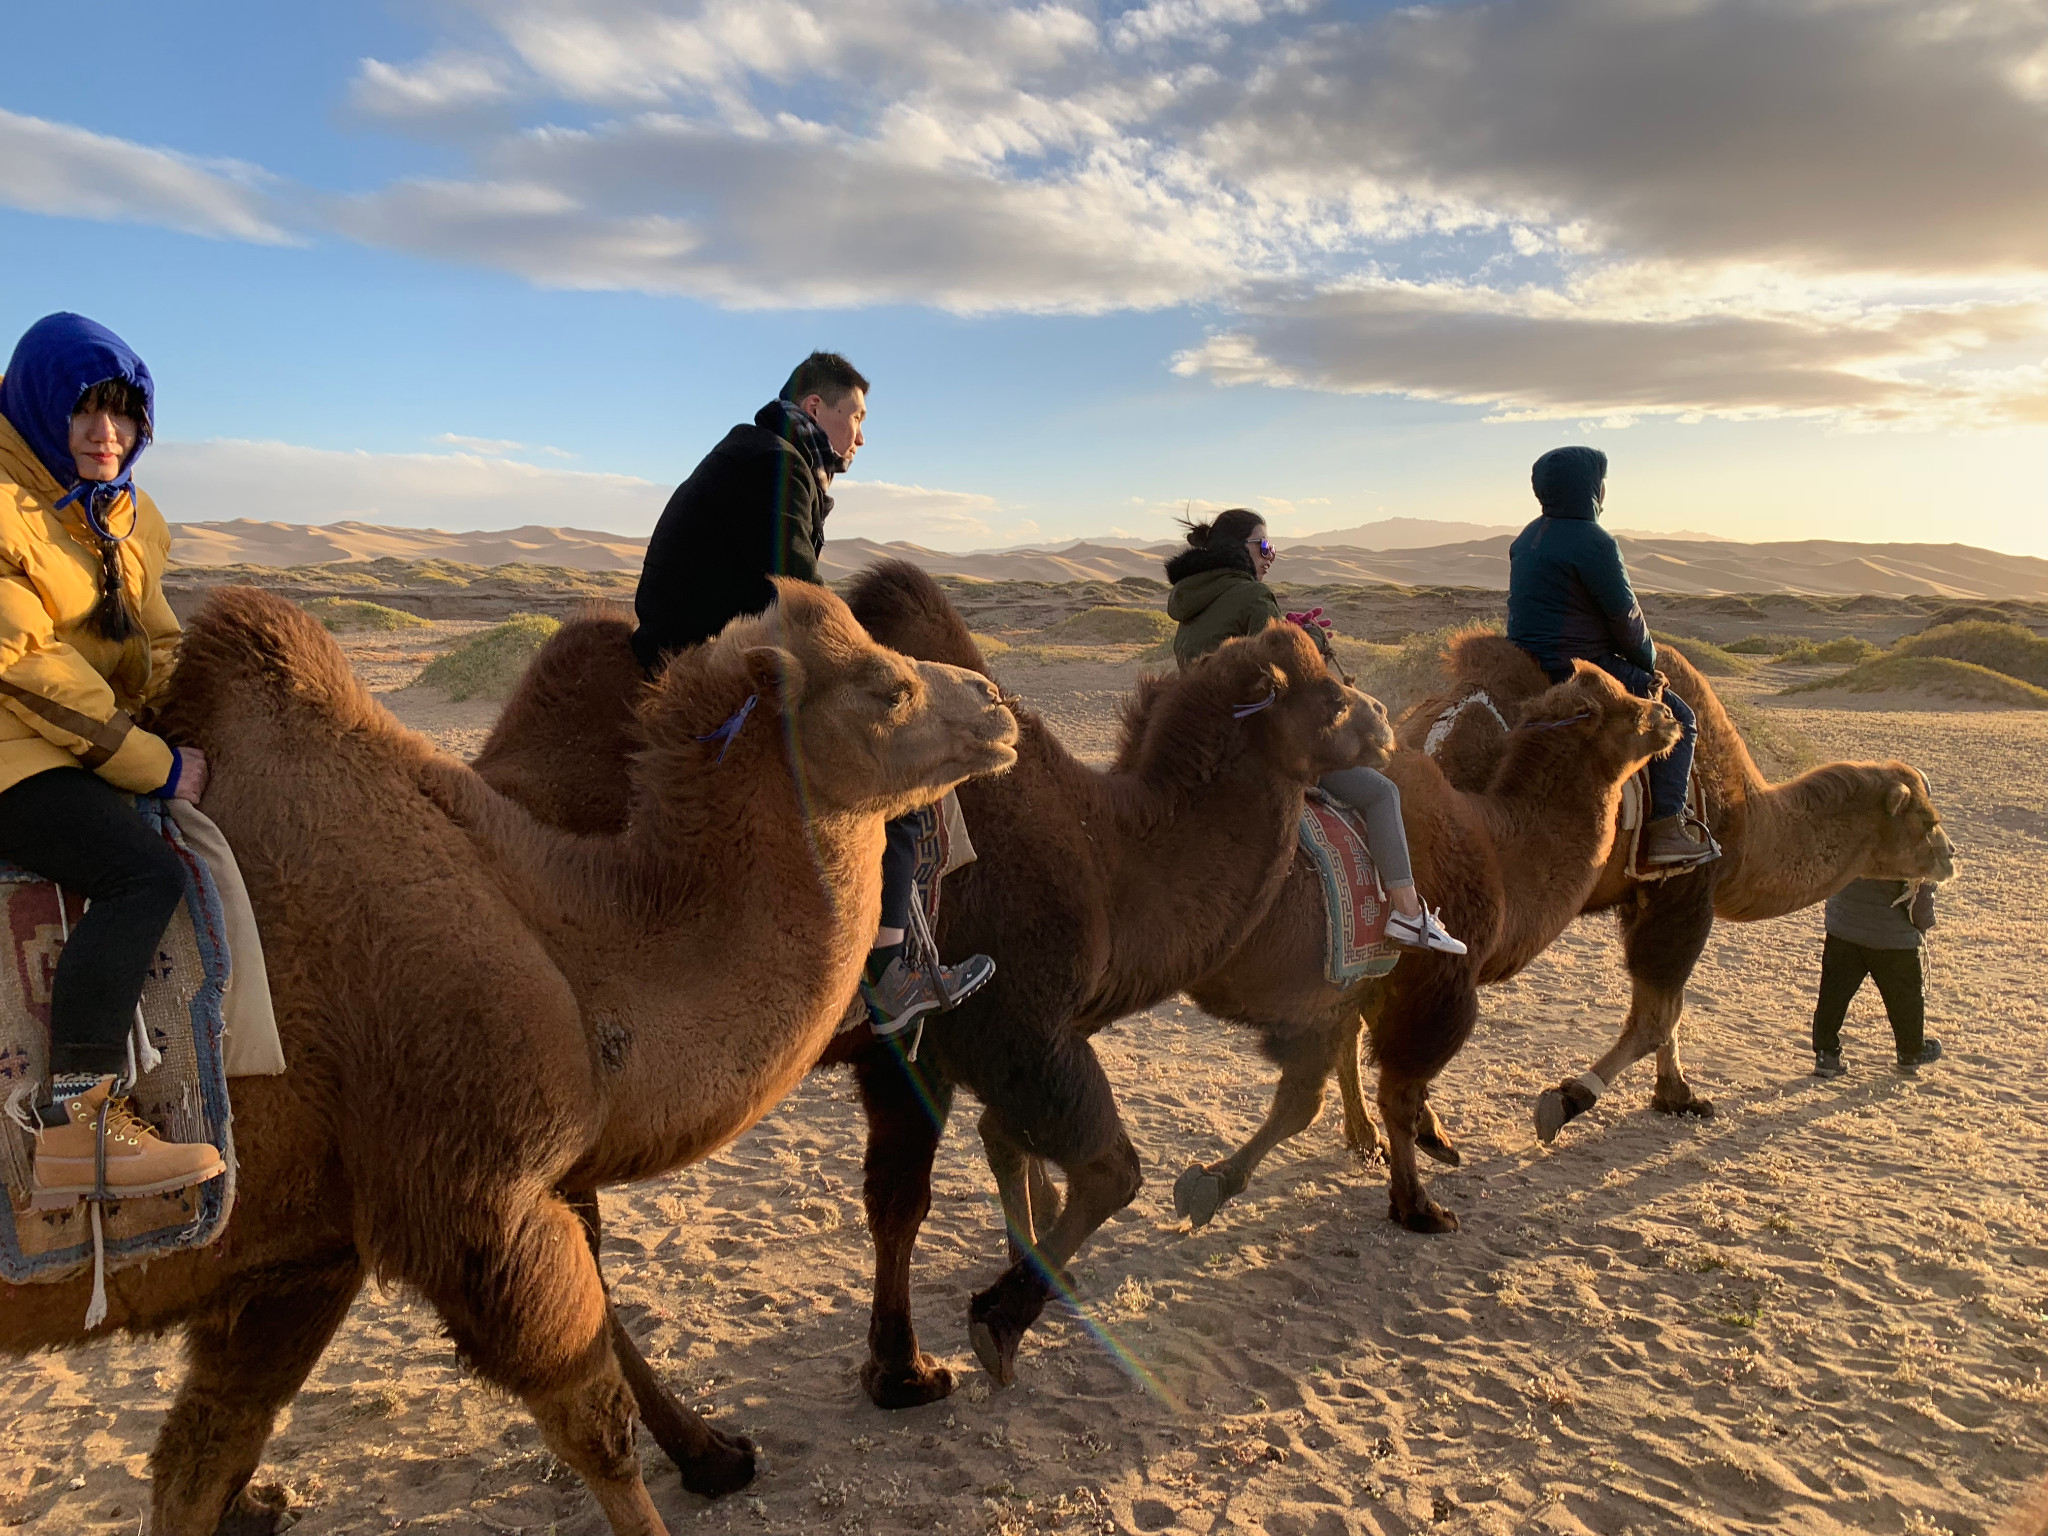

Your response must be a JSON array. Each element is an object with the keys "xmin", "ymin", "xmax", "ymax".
[{"xmin": 633, "ymin": 352, "xmax": 993, "ymax": 1038}]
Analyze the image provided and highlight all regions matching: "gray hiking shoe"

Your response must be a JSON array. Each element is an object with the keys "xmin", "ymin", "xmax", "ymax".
[
  {"xmin": 1644, "ymin": 815, "xmax": 1722, "ymax": 867},
  {"xmin": 1896, "ymin": 1038, "xmax": 1943, "ymax": 1073},
  {"xmin": 862, "ymin": 952, "xmax": 996, "ymax": 1040},
  {"xmin": 1813, "ymin": 1050, "xmax": 1846, "ymax": 1079}
]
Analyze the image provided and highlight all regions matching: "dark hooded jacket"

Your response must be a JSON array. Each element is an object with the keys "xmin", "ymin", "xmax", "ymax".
[
  {"xmin": 631, "ymin": 400, "xmax": 838, "ymax": 671},
  {"xmin": 1505, "ymin": 446, "xmax": 1655, "ymax": 679}
]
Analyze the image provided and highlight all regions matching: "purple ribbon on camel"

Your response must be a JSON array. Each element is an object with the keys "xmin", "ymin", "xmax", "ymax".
[{"xmin": 696, "ymin": 694, "xmax": 759, "ymax": 763}]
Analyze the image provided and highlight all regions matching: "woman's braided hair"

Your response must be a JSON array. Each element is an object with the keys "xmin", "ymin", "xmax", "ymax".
[{"xmin": 73, "ymin": 378, "xmax": 151, "ymax": 643}]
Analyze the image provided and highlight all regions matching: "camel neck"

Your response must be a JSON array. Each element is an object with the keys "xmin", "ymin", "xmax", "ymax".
[{"xmin": 1713, "ymin": 770, "xmax": 1881, "ymax": 922}]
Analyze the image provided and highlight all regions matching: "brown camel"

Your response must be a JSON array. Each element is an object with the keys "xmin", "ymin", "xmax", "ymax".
[
  {"xmin": 0, "ymin": 582, "xmax": 1017, "ymax": 1536},
  {"xmin": 475, "ymin": 561, "xmax": 1393, "ymax": 1405},
  {"xmin": 1173, "ymin": 662, "xmax": 1682, "ymax": 1232},
  {"xmin": 1394, "ymin": 634, "xmax": 1957, "ymax": 1146}
]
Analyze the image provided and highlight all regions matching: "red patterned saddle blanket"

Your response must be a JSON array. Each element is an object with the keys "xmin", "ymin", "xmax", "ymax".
[{"xmin": 1297, "ymin": 794, "xmax": 1398, "ymax": 987}]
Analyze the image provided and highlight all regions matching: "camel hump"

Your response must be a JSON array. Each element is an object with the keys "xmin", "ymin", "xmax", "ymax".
[
  {"xmin": 1446, "ymin": 631, "xmax": 1548, "ymax": 703},
  {"xmin": 842, "ymin": 560, "xmax": 991, "ymax": 677},
  {"xmin": 163, "ymin": 586, "xmax": 379, "ymax": 741}
]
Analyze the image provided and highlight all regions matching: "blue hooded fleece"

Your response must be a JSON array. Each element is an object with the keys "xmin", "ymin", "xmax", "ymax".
[
  {"xmin": 0, "ymin": 313, "xmax": 155, "ymax": 512},
  {"xmin": 1505, "ymin": 446, "xmax": 1655, "ymax": 678}
]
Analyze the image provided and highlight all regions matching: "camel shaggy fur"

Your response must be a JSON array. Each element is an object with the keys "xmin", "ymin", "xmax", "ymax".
[
  {"xmin": 1396, "ymin": 633, "xmax": 1957, "ymax": 1144},
  {"xmin": 0, "ymin": 582, "xmax": 1016, "ymax": 1536},
  {"xmin": 475, "ymin": 562, "xmax": 1392, "ymax": 1406},
  {"xmin": 1178, "ymin": 663, "xmax": 1682, "ymax": 1231}
]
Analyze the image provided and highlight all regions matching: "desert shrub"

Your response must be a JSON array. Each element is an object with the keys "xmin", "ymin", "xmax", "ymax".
[
  {"xmin": 1893, "ymin": 621, "xmax": 2048, "ymax": 689},
  {"xmin": 303, "ymin": 598, "xmax": 430, "ymax": 633},
  {"xmin": 413, "ymin": 613, "xmax": 560, "ymax": 702},
  {"xmin": 1043, "ymin": 606, "xmax": 1175, "ymax": 646},
  {"xmin": 1780, "ymin": 655, "xmax": 2048, "ymax": 709},
  {"xmin": 969, "ymin": 632, "xmax": 1011, "ymax": 658},
  {"xmin": 1722, "ymin": 633, "xmax": 1804, "ymax": 655},
  {"xmin": 1651, "ymin": 632, "xmax": 1753, "ymax": 677},
  {"xmin": 1775, "ymin": 636, "xmax": 1881, "ymax": 666}
]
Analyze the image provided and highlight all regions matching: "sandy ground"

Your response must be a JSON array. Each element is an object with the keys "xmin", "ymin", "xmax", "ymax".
[{"xmin": 3, "ymin": 629, "xmax": 2046, "ymax": 1536}]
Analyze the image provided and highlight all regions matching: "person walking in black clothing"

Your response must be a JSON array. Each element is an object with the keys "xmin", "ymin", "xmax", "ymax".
[
  {"xmin": 632, "ymin": 351, "xmax": 994, "ymax": 1037},
  {"xmin": 1812, "ymin": 878, "xmax": 1942, "ymax": 1076}
]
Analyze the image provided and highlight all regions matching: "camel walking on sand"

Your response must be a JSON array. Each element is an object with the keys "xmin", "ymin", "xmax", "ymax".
[
  {"xmin": 0, "ymin": 582, "xmax": 1017, "ymax": 1536},
  {"xmin": 1398, "ymin": 634, "xmax": 1956, "ymax": 1145},
  {"xmin": 1176, "ymin": 663, "xmax": 1682, "ymax": 1233},
  {"xmin": 476, "ymin": 562, "xmax": 1392, "ymax": 1405}
]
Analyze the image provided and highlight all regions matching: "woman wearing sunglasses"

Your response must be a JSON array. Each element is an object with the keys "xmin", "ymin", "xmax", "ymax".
[{"xmin": 1165, "ymin": 508, "xmax": 1465, "ymax": 954}]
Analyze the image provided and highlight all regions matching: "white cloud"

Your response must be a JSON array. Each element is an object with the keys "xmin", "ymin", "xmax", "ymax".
[
  {"xmin": 144, "ymin": 438, "xmax": 663, "ymax": 533},
  {"xmin": 829, "ymin": 478, "xmax": 1008, "ymax": 544},
  {"xmin": 351, "ymin": 54, "xmax": 516, "ymax": 116},
  {"xmin": 0, "ymin": 108, "xmax": 291, "ymax": 243},
  {"xmin": 1177, "ymin": 282, "xmax": 2048, "ymax": 424}
]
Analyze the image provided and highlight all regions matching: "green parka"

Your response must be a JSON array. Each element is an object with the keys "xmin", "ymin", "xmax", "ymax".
[{"xmin": 1165, "ymin": 544, "xmax": 1332, "ymax": 670}]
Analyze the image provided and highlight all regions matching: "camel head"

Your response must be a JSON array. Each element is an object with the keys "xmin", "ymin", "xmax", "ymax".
[
  {"xmin": 1208, "ymin": 620, "xmax": 1392, "ymax": 783},
  {"xmin": 642, "ymin": 580, "xmax": 1018, "ymax": 822},
  {"xmin": 1847, "ymin": 762, "xmax": 1957, "ymax": 885},
  {"xmin": 1505, "ymin": 662, "xmax": 1684, "ymax": 785}
]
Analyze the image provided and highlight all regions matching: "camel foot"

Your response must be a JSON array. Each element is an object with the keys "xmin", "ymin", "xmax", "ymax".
[
  {"xmin": 968, "ymin": 1267, "xmax": 1052, "ymax": 1388},
  {"xmin": 1172, "ymin": 1165, "xmax": 1231, "ymax": 1229},
  {"xmin": 674, "ymin": 1424, "xmax": 757, "ymax": 1500},
  {"xmin": 214, "ymin": 1484, "xmax": 297, "ymax": 1536},
  {"xmin": 1415, "ymin": 1125, "xmax": 1461, "ymax": 1167},
  {"xmin": 1388, "ymin": 1196, "xmax": 1460, "ymax": 1234},
  {"xmin": 860, "ymin": 1352, "xmax": 956, "ymax": 1410},
  {"xmin": 1534, "ymin": 1077, "xmax": 1601, "ymax": 1144},
  {"xmin": 1651, "ymin": 1089, "xmax": 1715, "ymax": 1119}
]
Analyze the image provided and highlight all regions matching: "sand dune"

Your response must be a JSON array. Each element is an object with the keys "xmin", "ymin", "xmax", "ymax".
[{"xmin": 169, "ymin": 520, "xmax": 2048, "ymax": 600}]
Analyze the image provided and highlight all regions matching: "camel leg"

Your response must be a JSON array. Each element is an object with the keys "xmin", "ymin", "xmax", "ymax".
[
  {"xmin": 969, "ymin": 1123, "xmax": 1142, "ymax": 1388},
  {"xmin": 148, "ymin": 1254, "xmax": 363, "ymax": 1536},
  {"xmin": 419, "ymin": 1192, "xmax": 667, "ymax": 1535},
  {"xmin": 1335, "ymin": 1010, "xmax": 1382, "ymax": 1163},
  {"xmin": 1174, "ymin": 1034, "xmax": 1335, "ymax": 1230},
  {"xmin": 1379, "ymin": 1070, "xmax": 1459, "ymax": 1234},
  {"xmin": 564, "ymin": 1188, "xmax": 756, "ymax": 1498},
  {"xmin": 1534, "ymin": 873, "xmax": 1716, "ymax": 1143},
  {"xmin": 856, "ymin": 1047, "xmax": 958, "ymax": 1410},
  {"xmin": 981, "ymin": 1109, "xmax": 1060, "ymax": 1263}
]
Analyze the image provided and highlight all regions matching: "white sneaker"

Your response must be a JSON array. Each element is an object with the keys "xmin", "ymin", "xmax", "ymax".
[{"xmin": 1385, "ymin": 905, "xmax": 1467, "ymax": 956}]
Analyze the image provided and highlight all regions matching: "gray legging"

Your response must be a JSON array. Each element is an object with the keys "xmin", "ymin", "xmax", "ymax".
[{"xmin": 1318, "ymin": 766, "xmax": 1414, "ymax": 889}]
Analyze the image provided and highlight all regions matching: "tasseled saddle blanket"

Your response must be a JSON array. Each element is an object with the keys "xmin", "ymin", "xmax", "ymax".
[
  {"xmin": 0, "ymin": 799, "xmax": 238, "ymax": 1314},
  {"xmin": 1298, "ymin": 792, "xmax": 1399, "ymax": 987}
]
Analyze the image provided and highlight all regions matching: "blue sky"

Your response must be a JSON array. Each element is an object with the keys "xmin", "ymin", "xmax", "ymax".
[{"xmin": 3, "ymin": 0, "xmax": 2045, "ymax": 555}]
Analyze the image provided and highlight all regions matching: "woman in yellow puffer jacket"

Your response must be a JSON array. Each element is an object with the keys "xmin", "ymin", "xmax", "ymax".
[{"xmin": 0, "ymin": 313, "xmax": 224, "ymax": 1203}]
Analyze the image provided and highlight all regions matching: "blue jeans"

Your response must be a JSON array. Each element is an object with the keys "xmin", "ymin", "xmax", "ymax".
[{"xmin": 1544, "ymin": 654, "xmax": 1696, "ymax": 821}]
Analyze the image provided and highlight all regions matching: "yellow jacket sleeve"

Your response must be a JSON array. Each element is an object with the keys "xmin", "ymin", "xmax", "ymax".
[{"xmin": 0, "ymin": 552, "xmax": 175, "ymax": 793}]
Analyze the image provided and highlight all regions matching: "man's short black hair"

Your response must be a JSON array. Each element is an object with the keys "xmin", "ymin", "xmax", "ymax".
[{"xmin": 782, "ymin": 351, "xmax": 869, "ymax": 408}]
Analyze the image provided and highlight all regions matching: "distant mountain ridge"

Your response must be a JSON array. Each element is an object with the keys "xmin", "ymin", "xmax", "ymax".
[{"xmin": 168, "ymin": 519, "xmax": 2048, "ymax": 601}]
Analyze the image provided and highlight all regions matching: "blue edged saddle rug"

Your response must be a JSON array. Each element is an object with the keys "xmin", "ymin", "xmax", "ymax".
[
  {"xmin": 1298, "ymin": 793, "xmax": 1400, "ymax": 988},
  {"xmin": 0, "ymin": 797, "xmax": 236, "ymax": 1311}
]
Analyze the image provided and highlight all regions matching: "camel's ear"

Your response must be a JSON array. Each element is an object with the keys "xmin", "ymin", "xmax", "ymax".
[
  {"xmin": 1886, "ymin": 781, "xmax": 1913, "ymax": 816},
  {"xmin": 743, "ymin": 645, "xmax": 805, "ymax": 701}
]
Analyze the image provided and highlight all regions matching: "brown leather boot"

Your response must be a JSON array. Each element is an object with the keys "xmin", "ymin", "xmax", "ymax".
[
  {"xmin": 1642, "ymin": 815, "xmax": 1721, "ymax": 867},
  {"xmin": 31, "ymin": 1077, "xmax": 225, "ymax": 1208}
]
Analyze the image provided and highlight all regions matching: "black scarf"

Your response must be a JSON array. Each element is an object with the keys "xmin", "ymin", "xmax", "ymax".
[{"xmin": 757, "ymin": 398, "xmax": 849, "ymax": 481}]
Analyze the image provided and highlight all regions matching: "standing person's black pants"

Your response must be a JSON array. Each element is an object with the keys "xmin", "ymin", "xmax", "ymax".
[
  {"xmin": 0, "ymin": 767, "xmax": 185, "ymax": 1076},
  {"xmin": 1812, "ymin": 935, "xmax": 1925, "ymax": 1061}
]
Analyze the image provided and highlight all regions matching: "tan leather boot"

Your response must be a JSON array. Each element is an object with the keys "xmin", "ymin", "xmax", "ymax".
[
  {"xmin": 1642, "ymin": 815, "xmax": 1721, "ymax": 867},
  {"xmin": 32, "ymin": 1077, "xmax": 225, "ymax": 1208}
]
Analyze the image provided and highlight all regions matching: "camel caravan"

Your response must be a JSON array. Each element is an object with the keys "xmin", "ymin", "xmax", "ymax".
[{"xmin": 0, "ymin": 326, "xmax": 1960, "ymax": 1536}]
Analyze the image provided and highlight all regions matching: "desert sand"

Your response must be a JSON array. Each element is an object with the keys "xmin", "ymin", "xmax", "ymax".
[{"xmin": 1, "ymin": 629, "xmax": 2043, "ymax": 1536}]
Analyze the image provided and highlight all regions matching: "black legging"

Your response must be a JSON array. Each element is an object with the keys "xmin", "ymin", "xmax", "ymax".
[
  {"xmin": 0, "ymin": 767, "xmax": 185, "ymax": 1075},
  {"xmin": 879, "ymin": 814, "xmax": 919, "ymax": 935},
  {"xmin": 1811, "ymin": 935, "xmax": 1925, "ymax": 1060}
]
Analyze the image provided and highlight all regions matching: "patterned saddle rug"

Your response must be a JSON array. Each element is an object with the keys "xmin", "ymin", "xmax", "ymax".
[
  {"xmin": 1298, "ymin": 793, "xmax": 1399, "ymax": 988},
  {"xmin": 0, "ymin": 798, "xmax": 236, "ymax": 1314}
]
